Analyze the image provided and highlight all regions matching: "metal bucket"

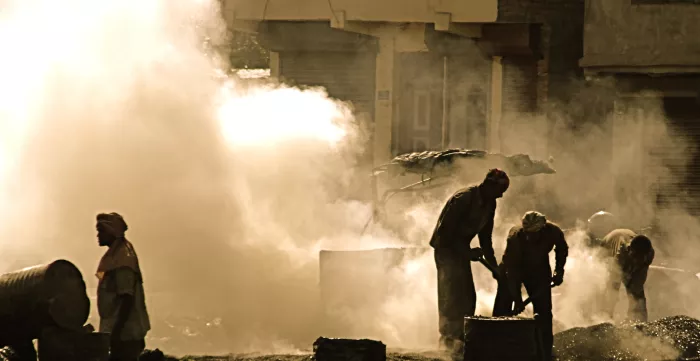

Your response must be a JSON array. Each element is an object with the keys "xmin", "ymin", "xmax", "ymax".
[
  {"xmin": 464, "ymin": 316, "xmax": 541, "ymax": 361},
  {"xmin": 0, "ymin": 260, "xmax": 90, "ymax": 341},
  {"xmin": 38, "ymin": 327, "xmax": 109, "ymax": 361}
]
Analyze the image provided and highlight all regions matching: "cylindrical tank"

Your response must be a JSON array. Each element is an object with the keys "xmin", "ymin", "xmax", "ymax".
[
  {"xmin": 38, "ymin": 327, "xmax": 109, "ymax": 361},
  {"xmin": 464, "ymin": 316, "xmax": 541, "ymax": 361},
  {"xmin": 0, "ymin": 260, "xmax": 90, "ymax": 341}
]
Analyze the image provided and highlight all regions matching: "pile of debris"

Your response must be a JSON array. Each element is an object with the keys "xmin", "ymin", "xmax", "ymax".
[
  {"xmin": 381, "ymin": 148, "xmax": 556, "ymax": 177},
  {"xmin": 554, "ymin": 316, "xmax": 700, "ymax": 361}
]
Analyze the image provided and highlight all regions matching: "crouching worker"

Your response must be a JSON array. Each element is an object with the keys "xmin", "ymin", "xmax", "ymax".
[
  {"xmin": 96, "ymin": 213, "xmax": 151, "ymax": 361},
  {"xmin": 599, "ymin": 229, "xmax": 654, "ymax": 322},
  {"xmin": 430, "ymin": 169, "xmax": 510, "ymax": 353},
  {"xmin": 495, "ymin": 211, "xmax": 568, "ymax": 361}
]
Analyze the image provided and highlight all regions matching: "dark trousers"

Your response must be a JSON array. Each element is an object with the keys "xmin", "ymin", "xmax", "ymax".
[
  {"xmin": 435, "ymin": 247, "xmax": 476, "ymax": 348},
  {"xmin": 110, "ymin": 339, "xmax": 145, "ymax": 361},
  {"xmin": 492, "ymin": 264, "xmax": 512, "ymax": 317},
  {"xmin": 607, "ymin": 264, "xmax": 649, "ymax": 322},
  {"xmin": 491, "ymin": 271, "xmax": 553, "ymax": 361}
]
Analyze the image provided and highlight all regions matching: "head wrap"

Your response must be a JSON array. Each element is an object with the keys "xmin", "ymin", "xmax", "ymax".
[
  {"xmin": 97, "ymin": 212, "xmax": 128, "ymax": 239},
  {"xmin": 522, "ymin": 211, "xmax": 547, "ymax": 233},
  {"xmin": 484, "ymin": 168, "xmax": 510, "ymax": 191},
  {"xmin": 96, "ymin": 212, "xmax": 141, "ymax": 281}
]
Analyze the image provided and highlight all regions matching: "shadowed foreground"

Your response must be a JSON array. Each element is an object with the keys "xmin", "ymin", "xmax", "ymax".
[{"xmin": 171, "ymin": 350, "xmax": 449, "ymax": 361}]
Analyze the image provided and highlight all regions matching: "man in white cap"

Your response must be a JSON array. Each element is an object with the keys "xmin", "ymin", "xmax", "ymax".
[{"xmin": 497, "ymin": 211, "xmax": 569, "ymax": 361}]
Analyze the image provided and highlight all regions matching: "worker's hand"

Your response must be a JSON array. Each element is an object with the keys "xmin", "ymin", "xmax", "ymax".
[
  {"xmin": 512, "ymin": 299, "xmax": 526, "ymax": 316},
  {"xmin": 552, "ymin": 270, "xmax": 564, "ymax": 286},
  {"xmin": 469, "ymin": 247, "xmax": 484, "ymax": 261}
]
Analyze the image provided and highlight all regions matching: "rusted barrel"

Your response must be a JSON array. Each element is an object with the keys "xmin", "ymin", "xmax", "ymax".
[
  {"xmin": 464, "ymin": 316, "xmax": 541, "ymax": 361},
  {"xmin": 0, "ymin": 260, "xmax": 90, "ymax": 340},
  {"xmin": 38, "ymin": 327, "xmax": 110, "ymax": 361}
]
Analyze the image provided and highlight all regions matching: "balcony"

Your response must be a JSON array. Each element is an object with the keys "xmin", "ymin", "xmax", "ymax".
[{"xmin": 223, "ymin": 0, "xmax": 498, "ymax": 27}]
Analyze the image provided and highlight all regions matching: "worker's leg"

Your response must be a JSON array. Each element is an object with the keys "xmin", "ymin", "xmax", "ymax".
[
  {"xmin": 524, "ymin": 278, "xmax": 553, "ymax": 361},
  {"xmin": 624, "ymin": 266, "xmax": 650, "ymax": 322},
  {"xmin": 492, "ymin": 263, "xmax": 513, "ymax": 316},
  {"xmin": 435, "ymin": 248, "xmax": 472, "ymax": 349},
  {"xmin": 109, "ymin": 339, "xmax": 145, "ymax": 361},
  {"xmin": 603, "ymin": 263, "xmax": 623, "ymax": 320}
]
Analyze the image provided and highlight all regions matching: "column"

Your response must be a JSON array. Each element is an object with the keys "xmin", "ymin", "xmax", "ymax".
[
  {"xmin": 488, "ymin": 56, "xmax": 503, "ymax": 153},
  {"xmin": 269, "ymin": 51, "xmax": 281, "ymax": 79},
  {"xmin": 373, "ymin": 37, "xmax": 396, "ymax": 166}
]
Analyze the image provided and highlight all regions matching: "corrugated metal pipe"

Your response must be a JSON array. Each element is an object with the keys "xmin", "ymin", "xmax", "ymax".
[{"xmin": 0, "ymin": 260, "xmax": 90, "ymax": 341}]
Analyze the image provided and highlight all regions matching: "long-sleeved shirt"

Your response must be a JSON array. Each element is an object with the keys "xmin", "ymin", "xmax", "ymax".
[
  {"xmin": 429, "ymin": 185, "xmax": 498, "ymax": 266},
  {"xmin": 502, "ymin": 222, "xmax": 569, "ymax": 300},
  {"xmin": 601, "ymin": 229, "xmax": 655, "ymax": 279}
]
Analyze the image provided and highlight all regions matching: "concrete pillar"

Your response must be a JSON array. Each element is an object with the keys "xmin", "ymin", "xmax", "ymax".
[
  {"xmin": 488, "ymin": 56, "xmax": 503, "ymax": 153},
  {"xmin": 269, "ymin": 51, "xmax": 281, "ymax": 79},
  {"xmin": 373, "ymin": 37, "xmax": 396, "ymax": 166}
]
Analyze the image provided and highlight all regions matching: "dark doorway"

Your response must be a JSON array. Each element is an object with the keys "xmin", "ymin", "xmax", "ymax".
[{"xmin": 654, "ymin": 96, "xmax": 700, "ymax": 214}]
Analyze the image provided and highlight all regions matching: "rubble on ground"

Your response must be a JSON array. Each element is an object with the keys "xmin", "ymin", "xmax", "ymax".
[
  {"xmin": 384, "ymin": 149, "xmax": 556, "ymax": 177},
  {"xmin": 554, "ymin": 315, "xmax": 700, "ymax": 361},
  {"xmin": 313, "ymin": 337, "xmax": 386, "ymax": 361}
]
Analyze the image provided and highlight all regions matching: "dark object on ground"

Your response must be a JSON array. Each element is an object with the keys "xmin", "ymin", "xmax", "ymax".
[
  {"xmin": 0, "ymin": 347, "xmax": 19, "ymax": 361},
  {"xmin": 173, "ymin": 351, "xmax": 448, "ymax": 361},
  {"xmin": 382, "ymin": 149, "xmax": 556, "ymax": 178},
  {"xmin": 463, "ymin": 316, "xmax": 542, "ymax": 361},
  {"xmin": 313, "ymin": 337, "xmax": 386, "ymax": 361},
  {"xmin": 140, "ymin": 349, "xmax": 178, "ymax": 361},
  {"xmin": 554, "ymin": 315, "xmax": 700, "ymax": 361},
  {"xmin": 37, "ymin": 326, "xmax": 110, "ymax": 361},
  {"xmin": 0, "ymin": 260, "xmax": 90, "ymax": 341}
]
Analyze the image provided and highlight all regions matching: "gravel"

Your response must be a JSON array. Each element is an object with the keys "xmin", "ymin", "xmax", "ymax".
[{"xmin": 554, "ymin": 316, "xmax": 700, "ymax": 361}]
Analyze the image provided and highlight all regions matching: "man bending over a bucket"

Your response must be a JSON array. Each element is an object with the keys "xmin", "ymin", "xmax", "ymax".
[
  {"xmin": 598, "ymin": 229, "xmax": 655, "ymax": 322},
  {"xmin": 499, "ymin": 211, "xmax": 568, "ymax": 361},
  {"xmin": 96, "ymin": 213, "xmax": 151, "ymax": 361},
  {"xmin": 429, "ymin": 168, "xmax": 510, "ymax": 351}
]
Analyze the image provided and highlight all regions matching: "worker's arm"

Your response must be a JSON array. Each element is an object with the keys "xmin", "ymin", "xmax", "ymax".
[
  {"xmin": 477, "ymin": 209, "xmax": 499, "ymax": 272},
  {"xmin": 111, "ymin": 267, "xmax": 137, "ymax": 342},
  {"xmin": 553, "ymin": 226, "xmax": 569, "ymax": 283}
]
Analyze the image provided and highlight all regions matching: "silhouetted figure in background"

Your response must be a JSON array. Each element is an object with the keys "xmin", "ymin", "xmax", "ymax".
[
  {"xmin": 599, "ymin": 229, "xmax": 654, "ymax": 322},
  {"xmin": 498, "ymin": 211, "xmax": 568, "ymax": 361},
  {"xmin": 96, "ymin": 213, "xmax": 151, "ymax": 361},
  {"xmin": 586, "ymin": 211, "xmax": 618, "ymax": 247},
  {"xmin": 429, "ymin": 169, "xmax": 510, "ymax": 353}
]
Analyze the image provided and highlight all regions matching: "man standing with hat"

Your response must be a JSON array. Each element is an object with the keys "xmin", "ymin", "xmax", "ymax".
[
  {"xmin": 96, "ymin": 212, "xmax": 151, "ymax": 361},
  {"xmin": 429, "ymin": 168, "xmax": 510, "ymax": 352}
]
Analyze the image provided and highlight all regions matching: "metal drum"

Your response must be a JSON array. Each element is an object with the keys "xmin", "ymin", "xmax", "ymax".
[
  {"xmin": 464, "ymin": 316, "xmax": 541, "ymax": 361},
  {"xmin": 38, "ymin": 327, "xmax": 110, "ymax": 361},
  {"xmin": 0, "ymin": 260, "xmax": 90, "ymax": 341}
]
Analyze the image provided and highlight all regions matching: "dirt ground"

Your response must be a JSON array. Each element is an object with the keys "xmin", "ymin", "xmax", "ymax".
[{"xmin": 178, "ymin": 350, "xmax": 447, "ymax": 361}]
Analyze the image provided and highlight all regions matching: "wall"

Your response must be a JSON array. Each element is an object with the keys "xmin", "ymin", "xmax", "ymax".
[
  {"xmin": 225, "ymin": 0, "xmax": 497, "ymax": 23},
  {"xmin": 581, "ymin": 0, "xmax": 700, "ymax": 68}
]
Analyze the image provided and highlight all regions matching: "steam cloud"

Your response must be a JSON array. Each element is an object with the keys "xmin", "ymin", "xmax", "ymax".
[{"xmin": 0, "ymin": 0, "xmax": 699, "ymax": 357}]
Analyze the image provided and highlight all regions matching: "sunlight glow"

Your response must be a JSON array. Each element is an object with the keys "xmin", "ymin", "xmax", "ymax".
[{"xmin": 217, "ymin": 84, "xmax": 350, "ymax": 147}]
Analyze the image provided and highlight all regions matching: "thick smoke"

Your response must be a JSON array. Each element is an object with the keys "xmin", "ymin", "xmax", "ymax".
[{"xmin": 1, "ymin": 0, "xmax": 699, "ymax": 357}]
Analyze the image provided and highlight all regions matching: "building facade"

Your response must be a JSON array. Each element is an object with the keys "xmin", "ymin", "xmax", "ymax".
[
  {"xmin": 223, "ymin": 0, "xmax": 585, "ymax": 167},
  {"xmin": 581, "ymin": 0, "xmax": 700, "ymax": 218}
]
